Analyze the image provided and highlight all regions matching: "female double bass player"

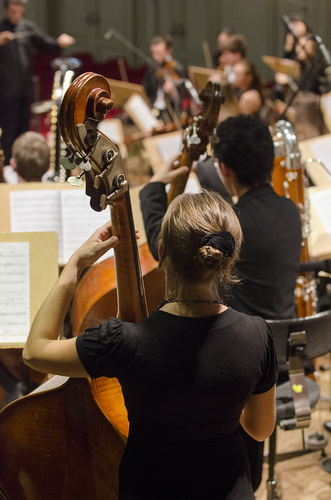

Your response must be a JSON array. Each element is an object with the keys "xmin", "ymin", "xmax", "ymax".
[{"xmin": 22, "ymin": 183, "xmax": 277, "ymax": 499}]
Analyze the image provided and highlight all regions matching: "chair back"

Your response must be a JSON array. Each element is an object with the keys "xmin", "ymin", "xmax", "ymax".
[{"xmin": 267, "ymin": 310, "xmax": 331, "ymax": 364}]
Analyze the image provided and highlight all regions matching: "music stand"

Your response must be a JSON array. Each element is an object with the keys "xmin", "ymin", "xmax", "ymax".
[
  {"xmin": 262, "ymin": 56, "xmax": 301, "ymax": 80},
  {"xmin": 188, "ymin": 66, "xmax": 223, "ymax": 92},
  {"xmin": 107, "ymin": 78, "xmax": 150, "ymax": 108},
  {"xmin": 0, "ymin": 232, "xmax": 58, "ymax": 348}
]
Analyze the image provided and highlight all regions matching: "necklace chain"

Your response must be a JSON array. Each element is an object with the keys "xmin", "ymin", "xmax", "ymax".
[{"xmin": 157, "ymin": 298, "xmax": 221, "ymax": 310}]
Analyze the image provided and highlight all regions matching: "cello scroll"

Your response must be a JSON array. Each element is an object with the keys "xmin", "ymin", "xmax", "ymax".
[{"xmin": 167, "ymin": 81, "xmax": 224, "ymax": 203}]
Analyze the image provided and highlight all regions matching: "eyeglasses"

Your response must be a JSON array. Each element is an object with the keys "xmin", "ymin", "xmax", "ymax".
[{"xmin": 212, "ymin": 156, "xmax": 220, "ymax": 170}]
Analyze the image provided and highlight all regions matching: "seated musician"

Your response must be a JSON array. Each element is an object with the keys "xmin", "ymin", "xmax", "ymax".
[
  {"xmin": 283, "ymin": 13, "xmax": 309, "ymax": 60},
  {"xmin": 139, "ymin": 114, "xmax": 302, "ymax": 491},
  {"xmin": 2, "ymin": 131, "xmax": 50, "ymax": 183},
  {"xmin": 23, "ymin": 189, "xmax": 277, "ymax": 500},
  {"xmin": 272, "ymin": 31, "xmax": 326, "ymax": 104},
  {"xmin": 218, "ymin": 33, "xmax": 247, "ymax": 84},
  {"xmin": 233, "ymin": 59, "xmax": 265, "ymax": 117},
  {"xmin": 213, "ymin": 26, "xmax": 236, "ymax": 68},
  {"xmin": 0, "ymin": 130, "xmax": 51, "ymax": 408},
  {"xmin": 142, "ymin": 34, "xmax": 187, "ymax": 122}
]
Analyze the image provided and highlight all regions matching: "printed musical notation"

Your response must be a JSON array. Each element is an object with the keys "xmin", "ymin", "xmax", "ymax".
[
  {"xmin": 0, "ymin": 242, "xmax": 30, "ymax": 344},
  {"xmin": 10, "ymin": 190, "xmax": 112, "ymax": 264}
]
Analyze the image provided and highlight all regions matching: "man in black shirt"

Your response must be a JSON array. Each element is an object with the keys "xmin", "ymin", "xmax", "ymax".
[
  {"xmin": 140, "ymin": 115, "xmax": 302, "ymax": 320},
  {"xmin": 0, "ymin": 0, "xmax": 75, "ymax": 165},
  {"xmin": 142, "ymin": 34, "xmax": 187, "ymax": 122}
]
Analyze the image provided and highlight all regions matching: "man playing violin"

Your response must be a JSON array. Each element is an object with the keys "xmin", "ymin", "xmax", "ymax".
[
  {"xmin": 142, "ymin": 34, "xmax": 187, "ymax": 122},
  {"xmin": 0, "ymin": 0, "xmax": 75, "ymax": 167}
]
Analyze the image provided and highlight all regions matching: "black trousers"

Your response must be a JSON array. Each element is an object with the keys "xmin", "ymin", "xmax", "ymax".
[{"xmin": 0, "ymin": 94, "xmax": 32, "ymax": 165}]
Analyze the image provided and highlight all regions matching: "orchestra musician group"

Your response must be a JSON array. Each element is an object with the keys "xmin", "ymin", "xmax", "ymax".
[{"xmin": 0, "ymin": 1, "xmax": 331, "ymax": 499}]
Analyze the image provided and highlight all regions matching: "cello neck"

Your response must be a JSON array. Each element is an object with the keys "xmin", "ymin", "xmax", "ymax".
[{"xmin": 167, "ymin": 150, "xmax": 193, "ymax": 204}]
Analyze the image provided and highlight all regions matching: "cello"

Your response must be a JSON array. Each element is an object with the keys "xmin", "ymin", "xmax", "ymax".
[
  {"xmin": 0, "ymin": 73, "xmax": 147, "ymax": 500},
  {"xmin": 70, "ymin": 80, "xmax": 223, "ymax": 336}
]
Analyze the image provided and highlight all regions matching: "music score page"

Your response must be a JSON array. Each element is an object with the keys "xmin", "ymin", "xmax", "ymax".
[{"xmin": 0, "ymin": 242, "xmax": 30, "ymax": 344}]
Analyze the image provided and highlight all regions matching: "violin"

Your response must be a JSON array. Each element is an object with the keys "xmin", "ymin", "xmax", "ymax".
[
  {"xmin": 0, "ymin": 73, "xmax": 149, "ymax": 500},
  {"xmin": 155, "ymin": 60, "xmax": 181, "ymax": 83}
]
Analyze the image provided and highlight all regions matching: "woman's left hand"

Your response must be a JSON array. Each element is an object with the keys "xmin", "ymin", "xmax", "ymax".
[{"xmin": 71, "ymin": 220, "xmax": 120, "ymax": 270}]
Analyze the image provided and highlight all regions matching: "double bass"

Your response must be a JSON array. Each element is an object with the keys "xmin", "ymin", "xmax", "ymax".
[
  {"xmin": 0, "ymin": 73, "xmax": 143, "ymax": 500},
  {"xmin": 0, "ymin": 74, "xmax": 222, "ymax": 500}
]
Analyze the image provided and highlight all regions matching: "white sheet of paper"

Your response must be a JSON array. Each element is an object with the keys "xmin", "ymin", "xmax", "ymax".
[
  {"xmin": 126, "ymin": 94, "xmax": 159, "ymax": 132},
  {"xmin": 10, "ymin": 190, "xmax": 63, "ymax": 261},
  {"xmin": 0, "ymin": 242, "xmax": 30, "ymax": 344},
  {"xmin": 98, "ymin": 120, "xmax": 122, "ymax": 146},
  {"xmin": 60, "ymin": 190, "xmax": 112, "ymax": 264},
  {"xmin": 165, "ymin": 173, "xmax": 202, "ymax": 194},
  {"xmin": 184, "ymin": 175, "xmax": 202, "ymax": 194},
  {"xmin": 309, "ymin": 188, "xmax": 331, "ymax": 239},
  {"xmin": 10, "ymin": 189, "xmax": 113, "ymax": 264},
  {"xmin": 156, "ymin": 135, "xmax": 183, "ymax": 163},
  {"xmin": 309, "ymin": 137, "xmax": 331, "ymax": 177}
]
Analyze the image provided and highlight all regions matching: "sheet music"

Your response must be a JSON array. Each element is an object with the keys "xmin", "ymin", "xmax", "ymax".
[
  {"xmin": 165, "ymin": 173, "xmax": 202, "ymax": 194},
  {"xmin": 125, "ymin": 94, "xmax": 159, "ymax": 132},
  {"xmin": 185, "ymin": 175, "xmax": 202, "ymax": 194},
  {"xmin": 0, "ymin": 242, "xmax": 30, "ymax": 344},
  {"xmin": 10, "ymin": 189, "xmax": 113, "ymax": 264},
  {"xmin": 10, "ymin": 190, "xmax": 64, "ymax": 261},
  {"xmin": 309, "ymin": 137, "xmax": 331, "ymax": 177},
  {"xmin": 156, "ymin": 135, "xmax": 183, "ymax": 163},
  {"xmin": 60, "ymin": 190, "xmax": 112, "ymax": 264},
  {"xmin": 309, "ymin": 188, "xmax": 331, "ymax": 238}
]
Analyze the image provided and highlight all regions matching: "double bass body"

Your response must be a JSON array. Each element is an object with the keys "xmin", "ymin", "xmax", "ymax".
[{"xmin": 0, "ymin": 74, "xmax": 136, "ymax": 500}]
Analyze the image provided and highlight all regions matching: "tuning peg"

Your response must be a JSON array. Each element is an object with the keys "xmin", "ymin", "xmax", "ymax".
[
  {"xmin": 60, "ymin": 153, "xmax": 77, "ymax": 170},
  {"xmin": 79, "ymin": 160, "xmax": 92, "ymax": 172},
  {"xmin": 68, "ymin": 170, "xmax": 85, "ymax": 187}
]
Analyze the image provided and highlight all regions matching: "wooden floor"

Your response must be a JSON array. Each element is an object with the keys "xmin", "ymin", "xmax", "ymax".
[{"xmin": 255, "ymin": 354, "xmax": 331, "ymax": 500}]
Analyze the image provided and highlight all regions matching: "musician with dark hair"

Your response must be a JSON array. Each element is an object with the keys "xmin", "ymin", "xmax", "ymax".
[
  {"xmin": 142, "ymin": 33, "xmax": 187, "ymax": 121},
  {"xmin": 141, "ymin": 115, "xmax": 302, "ymax": 321},
  {"xmin": 218, "ymin": 33, "xmax": 247, "ymax": 84},
  {"xmin": 0, "ymin": 0, "xmax": 75, "ymax": 165}
]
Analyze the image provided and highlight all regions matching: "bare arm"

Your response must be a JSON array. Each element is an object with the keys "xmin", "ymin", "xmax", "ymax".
[
  {"xmin": 22, "ymin": 221, "xmax": 119, "ymax": 378},
  {"xmin": 240, "ymin": 385, "xmax": 276, "ymax": 442}
]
